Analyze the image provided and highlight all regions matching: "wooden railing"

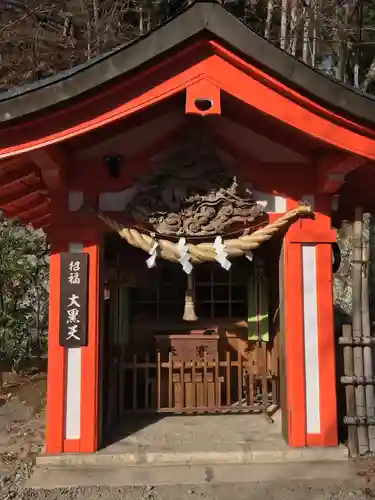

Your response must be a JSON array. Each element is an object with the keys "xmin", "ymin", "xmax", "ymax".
[{"xmin": 120, "ymin": 350, "xmax": 278, "ymax": 415}]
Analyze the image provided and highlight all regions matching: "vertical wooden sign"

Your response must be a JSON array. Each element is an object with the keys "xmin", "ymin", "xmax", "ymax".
[{"xmin": 59, "ymin": 253, "xmax": 89, "ymax": 347}]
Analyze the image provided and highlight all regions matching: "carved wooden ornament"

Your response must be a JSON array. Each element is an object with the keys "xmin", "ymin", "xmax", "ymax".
[{"xmin": 126, "ymin": 133, "xmax": 266, "ymax": 238}]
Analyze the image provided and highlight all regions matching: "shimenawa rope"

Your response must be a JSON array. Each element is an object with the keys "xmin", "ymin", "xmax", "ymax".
[{"xmin": 93, "ymin": 203, "xmax": 312, "ymax": 264}]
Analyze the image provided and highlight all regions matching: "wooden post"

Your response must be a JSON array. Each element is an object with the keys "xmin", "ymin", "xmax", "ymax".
[
  {"xmin": 353, "ymin": 206, "xmax": 369, "ymax": 455},
  {"xmin": 79, "ymin": 236, "xmax": 102, "ymax": 453},
  {"xmin": 45, "ymin": 242, "xmax": 66, "ymax": 454},
  {"xmin": 281, "ymin": 238, "xmax": 306, "ymax": 446},
  {"xmin": 342, "ymin": 324, "xmax": 358, "ymax": 457},
  {"xmin": 281, "ymin": 196, "xmax": 337, "ymax": 447}
]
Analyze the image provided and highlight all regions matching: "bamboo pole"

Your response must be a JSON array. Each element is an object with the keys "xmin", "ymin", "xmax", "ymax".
[
  {"xmin": 353, "ymin": 206, "xmax": 369, "ymax": 455},
  {"xmin": 342, "ymin": 325, "xmax": 358, "ymax": 457},
  {"xmin": 362, "ymin": 213, "xmax": 375, "ymax": 452}
]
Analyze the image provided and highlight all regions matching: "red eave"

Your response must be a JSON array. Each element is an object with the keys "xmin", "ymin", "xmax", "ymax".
[
  {"xmin": 0, "ymin": 157, "xmax": 50, "ymax": 229},
  {"xmin": 0, "ymin": 41, "xmax": 375, "ymax": 162}
]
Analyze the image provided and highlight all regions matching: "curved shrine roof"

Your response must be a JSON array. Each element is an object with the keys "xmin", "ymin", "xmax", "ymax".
[
  {"xmin": 0, "ymin": 0, "xmax": 375, "ymax": 129},
  {"xmin": 1, "ymin": 0, "xmax": 375, "ymax": 228}
]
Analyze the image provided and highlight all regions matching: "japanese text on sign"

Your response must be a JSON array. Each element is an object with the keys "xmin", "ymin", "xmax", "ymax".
[{"xmin": 59, "ymin": 253, "xmax": 88, "ymax": 347}]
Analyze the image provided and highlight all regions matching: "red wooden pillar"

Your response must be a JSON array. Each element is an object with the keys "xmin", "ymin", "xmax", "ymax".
[
  {"xmin": 313, "ymin": 241, "xmax": 338, "ymax": 446},
  {"xmin": 45, "ymin": 240, "xmax": 66, "ymax": 454},
  {"xmin": 281, "ymin": 196, "xmax": 338, "ymax": 447},
  {"xmin": 44, "ymin": 225, "xmax": 102, "ymax": 454},
  {"xmin": 80, "ymin": 237, "xmax": 101, "ymax": 452},
  {"xmin": 281, "ymin": 198, "xmax": 306, "ymax": 446}
]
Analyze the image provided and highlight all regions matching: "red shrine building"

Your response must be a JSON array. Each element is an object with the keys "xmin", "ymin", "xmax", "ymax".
[{"xmin": 1, "ymin": 0, "xmax": 375, "ymax": 456}]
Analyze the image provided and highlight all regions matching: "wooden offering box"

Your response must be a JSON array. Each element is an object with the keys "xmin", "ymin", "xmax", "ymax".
[
  {"xmin": 155, "ymin": 332, "xmax": 221, "ymax": 410},
  {"xmin": 155, "ymin": 332, "xmax": 219, "ymax": 361}
]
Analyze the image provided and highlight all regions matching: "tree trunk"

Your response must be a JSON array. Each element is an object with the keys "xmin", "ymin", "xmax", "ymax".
[
  {"xmin": 280, "ymin": 0, "xmax": 288, "ymax": 51},
  {"xmin": 289, "ymin": 0, "xmax": 298, "ymax": 56},
  {"xmin": 264, "ymin": 0, "xmax": 274, "ymax": 40},
  {"xmin": 362, "ymin": 57, "xmax": 375, "ymax": 92},
  {"xmin": 333, "ymin": 1, "xmax": 345, "ymax": 81},
  {"xmin": 353, "ymin": 0, "xmax": 363, "ymax": 89},
  {"xmin": 139, "ymin": 6, "xmax": 145, "ymax": 35},
  {"xmin": 80, "ymin": 0, "xmax": 92, "ymax": 60},
  {"xmin": 92, "ymin": 0, "xmax": 99, "ymax": 55},
  {"xmin": 302, "ymin": 4, "xmax": 311, "ymax": 64},
  {"xmin": 244, "ymin": 0, "xmax": 251, "ymax": 25},
  {"xmin": 311, "ymin": 0, "xmax": 318, "ymax": 67}
]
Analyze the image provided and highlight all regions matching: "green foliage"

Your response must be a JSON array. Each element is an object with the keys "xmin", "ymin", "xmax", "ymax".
[{"xmin": 0, "ymin": 218, "xmax": 49, "ymax": 370}]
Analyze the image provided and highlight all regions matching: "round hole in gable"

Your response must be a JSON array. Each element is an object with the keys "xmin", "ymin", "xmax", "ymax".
[{"xmin": 194, "ymin": 98, "xmax": 213, "ymax": 112}]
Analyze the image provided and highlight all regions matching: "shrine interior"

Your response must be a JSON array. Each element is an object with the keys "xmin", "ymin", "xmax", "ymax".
[{"xmin": 100, "ymin": 231, "xmax": 283, "ymax": 444}]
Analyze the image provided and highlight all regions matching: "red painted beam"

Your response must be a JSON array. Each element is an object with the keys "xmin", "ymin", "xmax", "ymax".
[
  {"xmin": 29, "ymin": 146, "xmax": 66, "ymax": 189},
  {"xmin": 0, "ymin": 184, "xmax": 43, "ymax": 209},
  {"xmin": 0, "ymin": 156, "xmax": 27, "ymax": 173},
  {"xmin": 315, "ymin": 151, "xmax": 367, "ymax": 194},
  {"xmin": 30, "ymin": 213, "xmax": 51, "ymax": 229},
  {"xmin": 0, "ymin": 164, "xmax": 36, "ymax": 190},
  {"xmin": 17, "ymin": 201, "xmax": 50, "ymax": 222},
  {"xmin": 6, "ymin": 193, "xmax": 49, "ymax": 217}
]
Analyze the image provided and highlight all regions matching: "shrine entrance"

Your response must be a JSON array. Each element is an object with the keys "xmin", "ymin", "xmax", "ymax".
[
  {"xmin": 100, "ymin": 230, "xmax": 282, "ymax": 444},
  {"xmin": 96, "ymin": 134, "xmax": 305, "ymax": 446}
]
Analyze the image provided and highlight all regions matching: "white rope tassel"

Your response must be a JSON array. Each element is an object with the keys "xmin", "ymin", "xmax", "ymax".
[
  {"xmin": 213, "ymin": 236, "xmax": 231, "ymax": 271},
  {"xmin": 146, "ymin": 240, "xmax": 158, "ymax": 268},
  {"xmin": 177, "ymin": 238, "xmax": 193, "ymax": 274},
  {"xmin": 241, "ymin": 228, "xmax": 254, "ymax": 262},
  {"xmin": 246, "ymin": 250, "xmax": 254, "ymax": 262}
]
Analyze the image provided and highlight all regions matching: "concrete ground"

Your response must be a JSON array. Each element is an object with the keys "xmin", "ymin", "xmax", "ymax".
[
  {"xmin": 26, "ymin": 460, "xmax": 359, "ymax": 489},
  {"xmin": 36, "ymin": 412, "xmax": 347, "ymax": 467},
  {"xmin": 9, "ymin": 477, "xmax": 375, "ymax": 500},
  {"xmin": 19, "ymin": 461, "xmax": 375, "ymax": 500},
  {"xmin": 30, "ymin": 412, "xmax": 348, "ymax": 489},
  {"xmin": 102, "ymin": 411, "xmax": 289, "ymax": 455},
  {"xmin": 2, "ymin": 375, "xmax": 372, "ymax": 500}
]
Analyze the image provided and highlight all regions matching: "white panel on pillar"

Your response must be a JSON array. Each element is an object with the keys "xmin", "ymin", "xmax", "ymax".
[
  {"xmin": 64, "ymin": 242, "xmax": 83, "ymax": 440},
  {"xmin": 65, "ymin": 347, "xmax": 82, "ymax": 439},
  {"xmin": 302, "ymin": 245, "xmax": 320, "ymax": 434},
  {"xmin": 274, "ymin": 195, "xmax": 286, "ymax": 213}
]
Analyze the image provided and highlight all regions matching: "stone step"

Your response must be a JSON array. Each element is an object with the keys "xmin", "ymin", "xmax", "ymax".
[
  {"xmin": 36, "ymin": 446, "xmax": 348, "ymax": 468},
  {"xmin": 26, "ymin": 460, "xmax": 359, "ymax": 489}
]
